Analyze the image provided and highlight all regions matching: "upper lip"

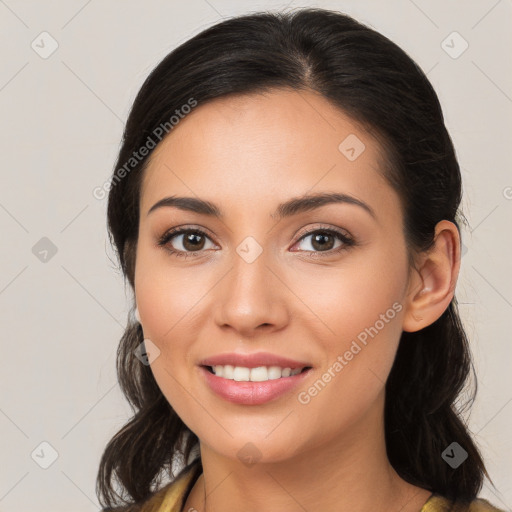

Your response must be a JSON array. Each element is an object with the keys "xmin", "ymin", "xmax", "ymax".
[{"xmin": 199, "ymin": 352, "xmax": 312, "ymax": 369}]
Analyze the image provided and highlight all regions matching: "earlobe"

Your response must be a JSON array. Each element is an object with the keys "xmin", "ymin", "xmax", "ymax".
[{"xmin": 402, "ymin": 220, "xmax": 460, "ymax": 333}]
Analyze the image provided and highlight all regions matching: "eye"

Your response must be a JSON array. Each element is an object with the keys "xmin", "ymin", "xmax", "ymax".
[
  {"xmin": 292, "ymin": 226, "xmax": 355, "ymax": 258},
  {"xmin": 157, "ymin": 227, "xmax": 215, "ymax": 258},
  {"xmin": 157, "ymin": 224, "xmax": 355, "ymax": 259}
]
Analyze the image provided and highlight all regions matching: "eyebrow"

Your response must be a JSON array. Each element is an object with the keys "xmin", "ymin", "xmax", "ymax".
[{"xmin": 147, "ymin": 192, "xmax": 376, "ymax": 220}]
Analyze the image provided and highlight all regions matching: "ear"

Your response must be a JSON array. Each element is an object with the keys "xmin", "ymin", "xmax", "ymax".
[{"xmin": 402, "ymin": 220, "xmax": 461, "ymax": 333}]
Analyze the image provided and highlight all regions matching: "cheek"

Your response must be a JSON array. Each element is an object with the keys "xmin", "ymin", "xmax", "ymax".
[
  {"xmin": 294, "ymin": 306, "xmax": 403, "ymax": 445},
  {"xmin": 134, "ymin": 241, "xmax": 208, "ymax": 342},
  {"xmin": 284, "ymin": 246, "xmax": 407, "ymax": 343},
  {"xmin": 289, "ymin": 253, "xmax": 406, "ymax": 417},
  {"xmin": 134, "ymin": 245, "xmax": 214, "ymax": 408}
]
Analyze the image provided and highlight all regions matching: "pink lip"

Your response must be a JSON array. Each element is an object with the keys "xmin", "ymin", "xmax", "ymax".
[
  {"xmin": 198, "ymin": 365, "xmax": 313, "ymax": 405},
  {"xmin": 199, "ymin": 351, "xmax": 312, "ymax": 369}
]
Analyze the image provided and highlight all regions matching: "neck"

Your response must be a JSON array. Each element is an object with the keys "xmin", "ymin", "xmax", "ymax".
[{"xmin": 184, "ymin": 391, "xmax": 431, "ymax": 512}]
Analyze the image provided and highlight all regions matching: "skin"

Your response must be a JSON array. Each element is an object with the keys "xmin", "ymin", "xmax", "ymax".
[{"xmin": 134, "ymin": 88, "xmax": 460, "ymax": 512}]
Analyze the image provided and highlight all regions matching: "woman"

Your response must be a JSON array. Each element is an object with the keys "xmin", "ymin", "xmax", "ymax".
[{"xmin": 97, "ymin": 7, "xmax": 504, "ymax": 512}]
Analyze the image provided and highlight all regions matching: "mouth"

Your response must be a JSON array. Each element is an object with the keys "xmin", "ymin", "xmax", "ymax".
[
  {"xmin": 201, "ymin": 364, "xmax": 313, "ymax": 381},
  {"xmin": 198, "ymin": 364, "xmax": 314, "ymax": 405}
]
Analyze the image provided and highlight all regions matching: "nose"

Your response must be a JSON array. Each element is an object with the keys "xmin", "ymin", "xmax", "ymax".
[{"xmin": 213, "ymin": 248, "xmax": 289, "ymax": 338}]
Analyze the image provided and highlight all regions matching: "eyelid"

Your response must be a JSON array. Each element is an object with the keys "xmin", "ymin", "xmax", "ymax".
[
  {"xmin": 294, "ymin": 223, "xmax": 352, "ymax": 242},
  {"xmin": 159, "ymin": 224, "xmax": 216, "ymax": 241}
]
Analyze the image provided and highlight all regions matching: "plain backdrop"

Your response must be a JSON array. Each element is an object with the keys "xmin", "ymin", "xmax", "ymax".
[{"xmin": 0, "ymin": 1, "xmax": 511, "ymax": 510}]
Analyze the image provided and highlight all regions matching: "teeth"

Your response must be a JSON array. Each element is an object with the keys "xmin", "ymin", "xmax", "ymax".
[{"xmin": 211, "ymin": 365, "xmax": 305, "ymax": 381}]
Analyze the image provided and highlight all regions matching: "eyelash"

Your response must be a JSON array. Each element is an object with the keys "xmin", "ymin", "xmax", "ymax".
[{"xmin": 157, "ymin": 224, "xmax": 356, "ymax": 259}]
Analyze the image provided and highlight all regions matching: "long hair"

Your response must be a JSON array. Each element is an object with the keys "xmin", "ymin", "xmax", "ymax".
[{"xmin": 97, "ymin": 7, "xmax": 492, "ymax": 509}]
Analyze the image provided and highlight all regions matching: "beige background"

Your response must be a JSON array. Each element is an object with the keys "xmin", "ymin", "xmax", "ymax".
[{"xmin": 0, "ymin": 0, "xmax": 511, "ymax": 510}]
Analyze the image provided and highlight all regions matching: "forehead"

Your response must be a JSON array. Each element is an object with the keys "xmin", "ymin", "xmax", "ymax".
[{"xmin": 140, "ymin": 88, "xmax": 393, "ymax": 220}]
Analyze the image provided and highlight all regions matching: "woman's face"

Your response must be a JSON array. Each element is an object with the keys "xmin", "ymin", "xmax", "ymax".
[{"xmin": 135, "ymin": 88, "xmax": 413, "ymax": 463}]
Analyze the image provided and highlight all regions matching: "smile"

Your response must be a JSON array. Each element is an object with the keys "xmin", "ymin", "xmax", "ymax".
[
  {"xmin": 205, "ymin": 364, "xmax": 310, "ymax": 381},
  {"xmin": 199, "ymin": 365, "xmax": 313, "ymax": 405}
]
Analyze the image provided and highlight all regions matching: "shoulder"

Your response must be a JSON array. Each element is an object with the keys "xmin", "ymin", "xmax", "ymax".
[
  {"xmin": 138, "ymin": 461, "xmax": 202, "ymax": 512},
  {"xmin": 422, "ymin": 494, "xmax": 506, "ymax": 512},
  {"xmin": 465, "ymin": 497, "xmax": 507, "ymax": 512},
  {"xmin": 101, "ymin": 461, "xmax": 201, "ymax": 512}
]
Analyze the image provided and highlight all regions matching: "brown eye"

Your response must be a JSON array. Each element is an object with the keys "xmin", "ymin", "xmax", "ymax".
[
  {"xmin": 158, "ymin": 228, "xmax": 215, "ymax": 256},
  {"xmin": 181, "ymin": 232, "xmax": 206, "ymax": 251},
  {"xmin": 294, "ymin": 228, "xmax": 354, "ymax": 256},
  {"xmin": 310, "ymin": 232, "xmax": 336, "ymax": 251}
]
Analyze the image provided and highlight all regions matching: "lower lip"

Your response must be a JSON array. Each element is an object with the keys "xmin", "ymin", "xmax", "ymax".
[{"xmin": 199, "ymin": 366, "xmax": 313, "ymax": 405}]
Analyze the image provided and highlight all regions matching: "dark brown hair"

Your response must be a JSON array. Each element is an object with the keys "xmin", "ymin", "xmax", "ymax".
[{"xmin": 97, "ymin": 7, "xmax": 494, "ymax": 509}]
